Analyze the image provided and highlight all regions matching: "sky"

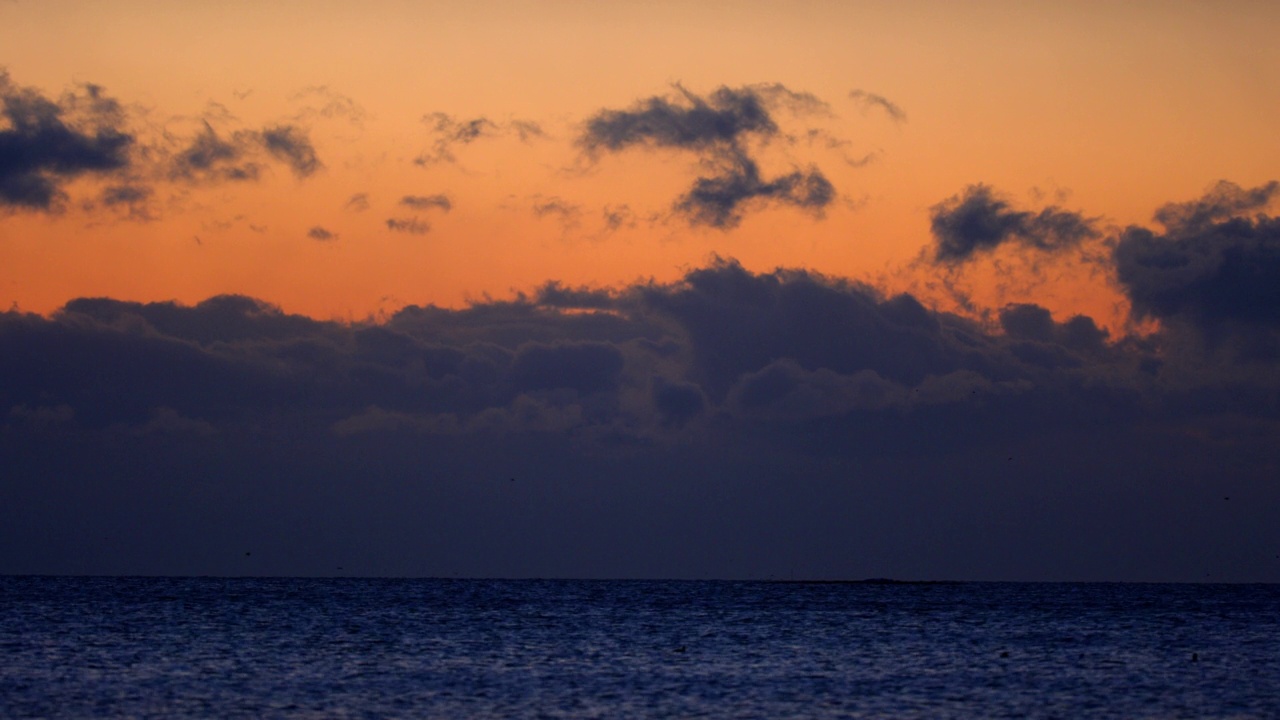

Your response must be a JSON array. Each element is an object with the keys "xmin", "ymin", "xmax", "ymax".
[{"xmin": 3, "ymin": 1, "xmax": 1280, "ymax": 581}]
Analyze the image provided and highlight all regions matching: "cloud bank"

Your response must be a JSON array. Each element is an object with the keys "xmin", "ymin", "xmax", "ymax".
[{"xmin": 4, "ymin": 182, "xmax": 1279, "ymax": 579}]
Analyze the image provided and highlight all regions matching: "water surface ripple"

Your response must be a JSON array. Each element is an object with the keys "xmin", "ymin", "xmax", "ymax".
[{"xmin": 1, "ymin": 578, "xmax": 1276, "ymax": 718}]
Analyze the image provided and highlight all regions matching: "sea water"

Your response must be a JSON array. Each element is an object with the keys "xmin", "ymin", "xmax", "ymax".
[{"xmin": 1, "ymin": 578, "xmax": 1277, "ymax": 718}]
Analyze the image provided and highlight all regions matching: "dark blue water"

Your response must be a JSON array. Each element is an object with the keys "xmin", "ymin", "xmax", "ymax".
[{"xmin": 1, "ymin": 578, "xmax": 1277, "ymax": 718}]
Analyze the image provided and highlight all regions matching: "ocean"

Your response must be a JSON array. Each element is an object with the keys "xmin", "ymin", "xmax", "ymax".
[{"xmin": 1, "ymin": 578, "xmax": 1277, "ymax": 718}]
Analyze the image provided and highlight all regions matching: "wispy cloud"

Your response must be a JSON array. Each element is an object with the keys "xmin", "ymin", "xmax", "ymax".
[
  {"xmin": 344, "ymin": 192, "xmax": 370, "ymax": 212},
  {"xmin": 399, "ymin": 194, "xmax": 452, "ymax": 212},
  {"xmin": 385, "ymin": 217, "xmax": 431, "ymax": 235},
  {"xmin": 849, "ymin": 89, "xmax": 907, "ymax": 123},
  {"xmin": 307, "ymin": 226, "xmax": 336, "ymax": 241},
  {"xmin": 414, "ymin": 112, "xmax": 544, "ymax": 166}
]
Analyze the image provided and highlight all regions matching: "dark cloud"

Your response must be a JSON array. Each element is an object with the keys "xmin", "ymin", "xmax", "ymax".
[
  {"xmin": 534, "ymin": 281, "xmax": 616, "ymax": 310},
  {"xmin": 1152, "ymin": 179, "xmax": 1278, "ymax": 233},
  {"xmin": 3, "ymin": 244, "xmax": 1279, "ymax": 580},
  {"xmin": 58, "ymin": 294, "xmax": 330, "ymax": 345},
  {"xmin": 1114, "ymin": 182, "xmax": 1280, "ymax": 357},
  {"xmin": 307, "ymin": 226, "xmax": 336, "ymax": 241},
  {"xmin": 168, "ymin": 122, "xmax": 262, "ymax": 183},
  {"xmin": 999, "ymin": 303, "xmax": 1108, "ymax": 355},
  {"xmin": 260, "ymin": 125, "xmax": 321, "ymax": 177},
  {"xmin": 415, "ymin": 112, "xmax": 544, "ymax": 166},
  {"xmin": 929, "ymin": 184, "xmax": 1100, "ymax": 263},
  {"xmin": 580, "ymin": 84, "xmax": 780, "ymax": 154},
  {"xmin": 849, "ymin": 89, "xmax": 907, "ymax": 123},
  {"xmin": 510, "ymin": 341, "xmax": 625, "ymax": 394},
  {"xmin": 579, "ymin": 83, "xmax": 837, "ymax": 229},
  {"xmin": 637, "ymin": 259, "xmax": 975, "ymax": 398},
  {"xmin": 727, "ymin": 359, "xmax": 901, "ymax": 422},
  {"xmin": 385, "ymin": 217, "xmax": 431, "ymax": 234},
  {"xmin": 0, "ymin": 71, "xmax": 134, "ymax": 210},
  {"xmin": 169, "ymin": 121, "xmax": 321, "ymax": 183},
  {"xmin": 651, "ymin": 376, "xmax": 706, "ymax": 427},
  {"xmin": 382, "ymin": 194, "xmax": 450, "ymax": 234},
  {"xmin": 399, "ymin": 194, "xmax": 452, "ymax": 212},
  {"xmin": 675, "ymin": 151, "xmax": 833, "ymax": 229}
]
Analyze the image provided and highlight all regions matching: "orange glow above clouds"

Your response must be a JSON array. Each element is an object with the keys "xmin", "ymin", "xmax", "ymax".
[{"xmin": 3, "ymin": 0, "xmax": 1280, "ymax": 333}]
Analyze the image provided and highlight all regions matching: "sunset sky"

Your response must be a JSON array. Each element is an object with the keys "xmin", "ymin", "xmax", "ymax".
[
  {"xmin": 4, "ymin": 0, "xmax": 1277, "ymax": 324},
  {"xmin": 3, "ymin": 2, "xmax": 1279, "ymax": 581}
]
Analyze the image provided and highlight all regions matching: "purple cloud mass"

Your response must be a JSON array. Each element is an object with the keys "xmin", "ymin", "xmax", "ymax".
[{"xmin": 3, "ymin": 209, "xmax": 1279, "ymax": 579}]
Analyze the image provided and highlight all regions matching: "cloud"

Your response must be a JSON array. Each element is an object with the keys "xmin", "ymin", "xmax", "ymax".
[
  {"xmin": 117, "ymin": 407, "xmax": 217, "ymax": 437},
  {"xmin": 260, "ymin": 125, "xmax": 321, "ymax": 177},
  {"xmin": 675, "ymin": 150, "xmax": 833, "ymax": 229},
  {"xmin": 1114, "ymin": 181, "xmax": 1280, "ymax": 355},
  {"xmin": 651, "ymin": 376, "xmax": 706, "ymax": 427},
  {"xmin": 7, "ymin": 403, "xmax": 75, "ymax": 428},
  {"xmin": 1151, "ymin": 179, "xmax": 1278, "ymax": 233},
  {"xmin": 999, "ymin": 303, "xmax": 1109, "ymax": 356},
  {"xmin": 167, "ymin": 122, "xmax": 262, "ymax": 183},
  {"xmin": 0, "ymin": 70, "xmax": 134, "ymax": 211},
  {"xmin": 929, "ymin": 184, "xmax": 1100, "ymax": 263},
  {"xmin": 532, "ymin": 196, "xmax": 582, "ymax": 227},
  {"xmin": 344, "ymin": 192, "xmax": 370, "ymax": 212},
  {"xmin": 636, "ymin": 259, "xmax": 971, "ymax": 398},
  {"xmin": 289, "ymin": 85, "xmax": 367, "ymax": 127},
  {"xmin": 0, "ymin": 257, "xmax": 1225, "ymax": 441},
  {"xmin": 99, "ymin": 183, "xmax": 155, "ymax": 220},
  {"xmin": 509, "ymin": 119, "xmax": 545, "ymax": 142},
  {"xmin": 602, "ymin": 204, "xmax": 637, "ymax": 232},
  {"xmin": 168, "ymin": 121, "xmax": 321, "ymax": 183},
  {"xmin": 385, "ymin": 217, "xmax": 431, "ymax": 234},
  {"xmin": 399, "ymin": 194, "xmax": 452, "ymax": 212},
  {"xmin": 534, "ymin": 281, "xmax": 616, "ymax": 310},
  {"xmin": 580, "ymin": 84, "xmax": 781, "ymax": 154},
  {"xmin": 415, "ymin": 112, "xmax": 544, "ymax": 166},
  {"xmin": 385, "ymin": 195, "xmax": 451, "ymax": 233},
  {"xmin": 579, "ymin": 83, "xmax": 837, "ymax": 229},
  {"xmin": 510, "ymin": 341, "xmax": 625, "ymax": 394},
  {"xmin": 100, "ymin": 184, "xmax": 150, "ymax": 206},
  {"xmin": 307, "ymin": 226, "xmax": 336, "ymax": 241},
  {"xmin": 849, "ymin": 89, "xmax": 907, "ymax": 123},
  {"xmin": 727, "ymin": 360, "xmax": 901, "ymax": 422}
]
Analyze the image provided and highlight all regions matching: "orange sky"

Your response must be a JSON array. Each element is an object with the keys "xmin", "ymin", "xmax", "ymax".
[{"xmin": 3, "ymin": 0, "xmax": 1279, "ymax": 331}]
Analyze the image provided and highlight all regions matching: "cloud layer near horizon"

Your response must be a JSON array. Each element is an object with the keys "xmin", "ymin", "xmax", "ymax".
[{"xmin": 4, "ymin": 190, "xmax": 1279, "ymax": 579}]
